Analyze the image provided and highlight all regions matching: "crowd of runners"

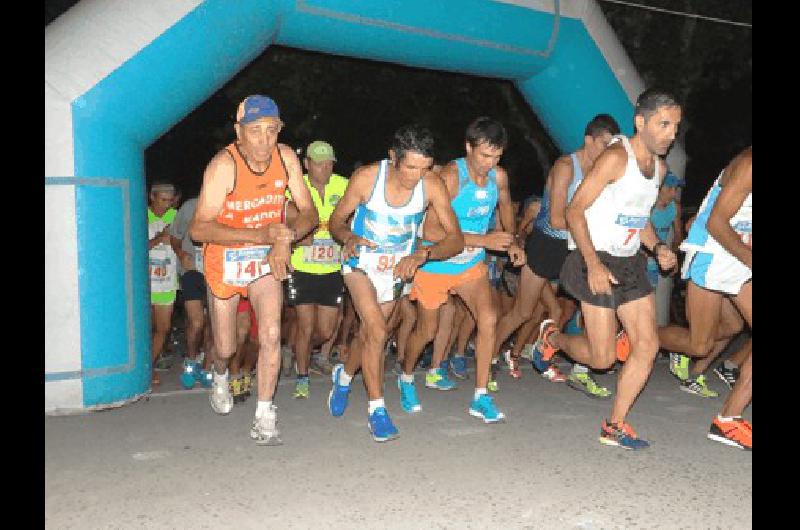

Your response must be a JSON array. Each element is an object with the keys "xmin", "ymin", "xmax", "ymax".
[{"xmin": 146, "ymin": 89, "xmax": 752, "ymax": 451}]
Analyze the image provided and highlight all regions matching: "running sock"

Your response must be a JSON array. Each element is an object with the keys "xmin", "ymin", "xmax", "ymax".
[
  {"xmin": 338, "ymin": 369, "xmax": 353, "ymax": 386},
  {"xmin": 428, "ymin": 368, "xmax": 439, "ymax": 376},
  {"xmin": 368, "ymin": 398, "xmax": 386, "ymax": 415},
  {"xmin": 474, "ymin": 388, "xmax": 487, "ymax": 400},
  {"xmin": 213, "ymin": 368, "xmax": 229, "ymax": 384},
  {"xmin": 297, "ymin": 374, "xmax": 309, "ymax": 380},
  {"xmin": 571, "ymin": 363, "xmax": 589, "ymax": 375},
  {"xmin": 717, "ymin": 414, "xmax": 741, "ymax": 422},
  {"xmin": 256, "ymin": 400, "xmax": 273, "ymax": 417},
  {"xmin": 723, "ymin": 360, "xmax": 737, "ymax": 370},
  {"xmin": 400, "ymin": 373, "xmax": 414, "ymax": 383}
]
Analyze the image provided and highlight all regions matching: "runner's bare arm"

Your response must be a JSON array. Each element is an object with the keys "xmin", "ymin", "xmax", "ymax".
[
  {"xmin": 494, "ymin": 167, "xmax": 525, "ymax": 265},
  {"xmin": 640, "ymin": 220, "xmax": 677, "ymax": 270},
  {"xmin": 672, "ymin": 200, "xmax": 683, "ymax": 250},
  {"xmin": 516, "ymin": 199, "xmax": 540, "ymax": 238},
  {"xmin": 707, "ymin": 148, "xmax": 752, "ymax": 269},
  {"xmin": 189, "ymin": 151, "xmax": 290, "ymax": 245},
  {"xmin": 566, "ymin": 146, "xmax": 627, "ymax": 267},
  {"xmin": 281, "ymin": 144, "xmax": 318, "ymax": 243},
  {"xmin": 329, "ymin": 165, "xmax": 377, "ymax": 259},
  {"xmin": 421, "ymin": 173, "xmax": 464, "ymax": 261},
  {"xmin": 549, "ymin": 155, "xmax": 574, "ymax": 231}
]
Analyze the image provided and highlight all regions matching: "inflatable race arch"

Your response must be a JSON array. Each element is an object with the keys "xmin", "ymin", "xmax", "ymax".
[{"xmin": 45, "ymin": 0, "xmax": 686, "ymax": 412}]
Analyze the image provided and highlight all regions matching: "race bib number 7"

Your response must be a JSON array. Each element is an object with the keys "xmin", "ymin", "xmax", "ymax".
[
  {"xmin": 615, "ymin": 214, "xmax": 649, "ymax": 246},
  {"xmin": 223, "ymin": 246, "xmax": 272, "ymax": 286}
]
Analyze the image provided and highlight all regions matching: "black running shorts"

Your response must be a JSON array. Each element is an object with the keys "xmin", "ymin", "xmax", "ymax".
[
  {"xmin": 559, "ymin": 250, "xmax": 652, "ymax": 309},
  {"xmin": 285, "ymin": 270, "xmax": 344, "ymax": 307},
  {"xmin": 179, "ymin": 270, "xmax": 208, "ymax": 305},
  {"xmin": 525, "ymin": 228, "xmax": 570, "ymax": 281}
]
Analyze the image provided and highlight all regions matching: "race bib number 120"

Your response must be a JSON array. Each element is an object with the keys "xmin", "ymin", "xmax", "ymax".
[
  {"xmin": 302, "ymin": 238, "xmax": 341, "ymax": 265},
  {"xmin": 223, "ymin": 246, "xmax": 272, "ymax": 286}
]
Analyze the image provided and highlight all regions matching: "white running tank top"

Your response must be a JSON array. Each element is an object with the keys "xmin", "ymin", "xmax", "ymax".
[{"xmin": 568, "ymin": 135, "xmax": 661, "ymax": 256}]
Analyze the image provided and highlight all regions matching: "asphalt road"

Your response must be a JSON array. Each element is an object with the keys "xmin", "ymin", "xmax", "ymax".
[{"xmin": 45, "ymin": 355, "xmax": 752, "ymax": 529}]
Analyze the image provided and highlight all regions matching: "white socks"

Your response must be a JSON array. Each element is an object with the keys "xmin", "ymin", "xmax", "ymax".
[
  {"xmin": 213, "ymin": 368, "xmax": 228, "ymax": 384},
  {"xmin": 368, "ymin": 398, "xmax": 385, "ymax": 415},
  {"xmin": 256, "ymin": 401, "xmax": 273, "ymax": 417},
  {"xmin": 474, "ymin": 388, "xmax": 487, "ymax": 400},
  {"xmin": 338, "ymin": 369, "xmax": 353, "ymax": 386},
  {"xmin": 400, "ymin": 373, "xmax": 414, "ymax": 383}
]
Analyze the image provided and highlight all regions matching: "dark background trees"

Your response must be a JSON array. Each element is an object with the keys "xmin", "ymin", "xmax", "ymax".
[{"xmin": 46, "ymin": 0, "xmax": 751, "ymax": 207}]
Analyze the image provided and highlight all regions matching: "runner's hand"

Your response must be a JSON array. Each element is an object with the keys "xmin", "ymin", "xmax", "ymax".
[
  {"xmin": 482, "ymin": 231, "xmax": 515, "ymax": 251},
  {"xmin": 260, "ymin": 223, "xmax": 295, "ymax": 245},
  {"xmin": 394, "ymin": 250, "xmax": 426, "ymax": 281},
  {"xmin": 266, "ymin": 241, "xmax": 293, "ymax": 281},
  {"xmin": 655, "ymin": 246, "xmax": 677, "ymax": 272},
  {"xmin": 587, "ymin": 261, "xmax": 619, "ymax": 296},
  {"xmin": 507, "ymin": 243, "xmax": 526, "ymax": 267},
  {"xmin": 341, "ymin": 235, "xmax": 377, "ymax": 261}
]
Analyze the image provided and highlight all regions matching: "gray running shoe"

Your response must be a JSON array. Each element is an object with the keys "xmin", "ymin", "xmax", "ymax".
[
  {"xmin": 250, "ymin": 405, "xmax": 283, "ymax": 446},
  {"xmin": 209, "ymin": 373, "xmax": 233, "ymax": 414}
]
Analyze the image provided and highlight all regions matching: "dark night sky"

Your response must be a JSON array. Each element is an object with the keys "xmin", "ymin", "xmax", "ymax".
[{"xmin": 47, "ymin": 0, "xmax": 751, "ymax": 208}]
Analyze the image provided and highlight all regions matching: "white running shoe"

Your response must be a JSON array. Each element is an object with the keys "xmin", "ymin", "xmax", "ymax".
[
  {"xmin": 250, "ymin": 405, "xmax": 283, "ymax": 446},
  {"xmin": 209, "ymin": 373, "xmax": 233, "ymax": 415}
]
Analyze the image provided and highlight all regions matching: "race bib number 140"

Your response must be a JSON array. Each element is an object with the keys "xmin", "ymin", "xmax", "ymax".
[{"xmin": 223, "ymin": 246, "xmax": 272, "ymax": 286}]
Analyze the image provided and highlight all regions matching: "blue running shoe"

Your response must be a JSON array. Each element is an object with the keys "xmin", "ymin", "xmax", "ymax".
[
  {"xmin": 599, "ymin": 420, "xmax": 650, "ymax": 450},
  {"xmin": 425, "ymin": 368, "xmax": 457, "ymax": 390},
  {"xmin": 468, "ymin": 394, "xmax": 506, "ymax": 423},
  {"xmin": 198, "ymin": 369, "xmax": 214, "ymax": 389},
  {"xmin": 368, "ymin": 407, "xmax": 399, "ymax": 442},
  {"xmin": 440, "ymin": 358, "xmax": 450, "ymax": 374},
  {"xmin": 450, "ymin": 356, "xmax": 468, "ymax": 380},
  {"xmin": 180, "ymin": 359, "xmax": 201, "ymax": 389},
  {"xmin": 328, "ymin": 364, "xmax": 351, "ymax": 417},
  {"xmin": 397, "ymin": 377, "xmax": 422, "ymax": 413}
]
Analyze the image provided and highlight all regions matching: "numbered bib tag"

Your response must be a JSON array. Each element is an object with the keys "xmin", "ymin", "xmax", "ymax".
[
  {"xmin": 302, "ymin": 238, "xmax": 341, "ymax": 265},
  {"xmin": 193, "ymin": 245, "xmax": 204, "ymax": 274},
  {"xmin": 222, "ymin": 246, "xmax": 272, "ymax": 286},
  {"xmin": 448, "ymin": 246, "xmax": 482, "ymax": 265},
  {"xmin": 614, "ymin": 213, "xmax": 649, "ymax": 251},
  {"xmin": 358, "ymin": 250, "xmax": 397, "ymax": 276},
  {"xmin": 733, "ymin": 220, "xmax": 752, "ymax": 248},
  {"xmin": 150, "ymin": 248, "xmax": 176, "ymax": 292}
]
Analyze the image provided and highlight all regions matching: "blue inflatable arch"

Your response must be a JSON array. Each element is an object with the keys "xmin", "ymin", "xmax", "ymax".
[{"xmin": 45, "ymin": 0, "xmax": 686, "ymax": 412}]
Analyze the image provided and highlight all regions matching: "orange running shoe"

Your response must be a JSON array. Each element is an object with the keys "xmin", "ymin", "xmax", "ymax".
[
  {"xmin": 535, "ymin": 319, "xmax": 559, "ymax": 362},
  {"xmin": 707, "ymin": 416, "xmax": 752, "ymax": 450},
  {"xmin": 615, "ymin": 330, "xmax": 631, "ymax": 362}
]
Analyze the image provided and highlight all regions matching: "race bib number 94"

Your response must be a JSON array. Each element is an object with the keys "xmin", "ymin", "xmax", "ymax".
[
  {"xmin": 223, "ymin": 246, "xmax": 272, "ymax": 286},
  {"xmin": 302, "ymin": 238, "xmax": 341, "ymax": 265}
]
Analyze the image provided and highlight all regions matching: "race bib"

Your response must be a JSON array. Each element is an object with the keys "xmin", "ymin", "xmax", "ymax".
[
  {"xmin": 733, "ymin": 220, "xmax": 752, "ymax": 248},
  {"xmin": 193, "ymin": 245, "xmax": 204, "ymax": 274},
  {"xmin": 448, "ymin": 246, "xmax": 483, "ymax": 265},
  {"xmin": 358, "ymin": 250, "xmax": 398, "ymax": 276},
  {"xmin": 302, "ymin": 238, "xmax": 341, "ymax": 265},
  {"xmin": 615, "ymin": 214, "xmax": 649, "ymax": 247},
  {"xmin": 222, "ymin": 246, "xmax": 272, "ymax": 286},
  {"xmin": 150, "ymin": 247, "xmax": 176, "ymax": 292}
]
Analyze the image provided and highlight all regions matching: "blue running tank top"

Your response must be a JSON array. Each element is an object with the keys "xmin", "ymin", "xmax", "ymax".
[
  {"xmin": 534, "ymin": 153, "xmax": 583, "ymax": 240},
  {"xmin": 421, "ymin": 158, "xmax": 498, "ymax": 274},
  {"xmin": 347, "ymin": 159, "xmax": 426, "ymax": 271}
]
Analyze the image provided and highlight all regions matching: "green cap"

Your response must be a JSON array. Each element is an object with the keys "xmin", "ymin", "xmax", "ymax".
[{"xmin": 306, "ymin": 140, "xmax": 336, "ymax": 163}]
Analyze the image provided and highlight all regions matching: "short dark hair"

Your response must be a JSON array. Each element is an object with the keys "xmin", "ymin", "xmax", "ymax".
[
  {"xmin": 466, "ymin": 117, "xmax": 508, "ymax": 149},
  {"xmin": 584, "ymin": 114, "xmax": 620, "ymax": 138},
  {"xmin": 635, "ymin": 88, "xmax": 681, "ymax": 120},
  {"xmin": 392, "ymin": 124, "xmax": 435, "ymax": 162}
]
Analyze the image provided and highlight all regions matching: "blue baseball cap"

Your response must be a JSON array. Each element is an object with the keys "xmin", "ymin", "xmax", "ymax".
[
  {"xmin": 663, "ymin": 171, "xmax": 686, "ymax": 188},
  {"xmin": 236, "ymin": 95, "xmax": 280, "ymax": 124}
]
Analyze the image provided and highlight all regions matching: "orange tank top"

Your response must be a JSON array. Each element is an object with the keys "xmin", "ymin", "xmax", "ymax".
[{"xmin": 215, "ymin": 142, "xmax": 287, "ymax": 233}]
